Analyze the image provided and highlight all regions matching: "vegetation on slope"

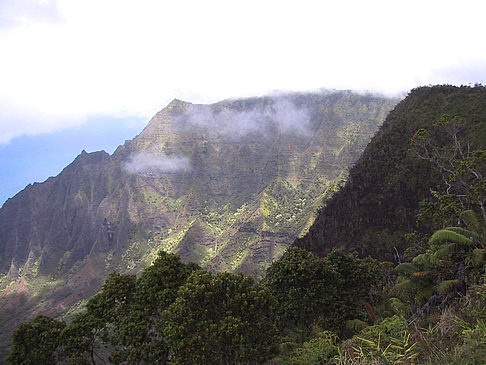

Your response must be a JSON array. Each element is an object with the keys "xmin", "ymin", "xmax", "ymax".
[
  {"xmin": 7, "ymin": 248, "xmax": 381, "ymax": 364},
  {"xmin": 296, "ymin": 85, "xmax": 486, "ymax": 260}
]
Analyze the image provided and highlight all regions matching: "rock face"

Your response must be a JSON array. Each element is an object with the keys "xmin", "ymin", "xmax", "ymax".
[{"xmin": 0, "ymin": 91, "xmax": 396, "ymax": 357}]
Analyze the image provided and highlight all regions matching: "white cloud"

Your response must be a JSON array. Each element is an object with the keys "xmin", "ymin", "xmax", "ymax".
[
  {"xmin": 0, "ymin": 0, "xmax": 485, "ymax": 143},
  {"xmin": 180, "ymin": 98, "xmax": 310, "ymax": 138},
  {"xmin": 124, "ymin": 149, "xmax": 191, "ymax": 174}
]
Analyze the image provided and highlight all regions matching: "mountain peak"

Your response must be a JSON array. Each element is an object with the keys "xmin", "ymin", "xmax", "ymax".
[{"xmin": 164, "ymin": 98, "xmax": 191, "ymax": 113}]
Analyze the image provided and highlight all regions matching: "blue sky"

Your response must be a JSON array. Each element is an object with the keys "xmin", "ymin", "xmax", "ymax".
[
  {"xmin": 0, "ymin": 115, "xmax": 145, "ymax": 206},
  {"xmin": 0, "ymin": 0, "xmax": 486, "ymax": 205}
]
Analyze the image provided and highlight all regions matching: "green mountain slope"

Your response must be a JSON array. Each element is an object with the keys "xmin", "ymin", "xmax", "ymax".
[
  {"xmin": 295, "ymin": 85, "xmax": 486, "ymax": 260},
  {"xmin": 0, "ymin": 91, "xmax": 396, "ymax": 359}
]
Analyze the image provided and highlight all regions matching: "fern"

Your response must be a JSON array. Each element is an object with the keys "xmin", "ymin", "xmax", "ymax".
[
  {"xmin": 394, "ymin": 278, "xmax": 416, "ymax": 293},
  {"xmin": 416, "ymin": 284, "xmax": 434, "ymax": 304},
  {"xmin": 438, "ymin": 279, "xmax": 462, "ymax": 294},
  {"xmin": 445, "ymin": 227, "xmax": 480, "ymax": 241},
  {"xmin": 435, "ymin": 242, "xmax": 461, "ymax": 257},
  {"xmin": 460, "ymin": 210, "xmax": 484, "ymax": 236},
  {"xmin": 345, "ymin": 319, "xmax": 369, "ymax": 332},
  {"xmin": 429, "ymin": 229, "xmax": 473, "ymax": 246},
  {"xmin": 388, "ymin": 297, "xmax": 409, "ymax": 316},
  {"xmin": 471, "ymin": 248, "xmax": 486, "ymax": 267},
  {"xmin": 394, "ymin": 279, "xmax": 433, "ymax": 304},
  {"xmin": 412, "ymin": 253, "xmax": 439, "ymax": 267},
  {"xmin": 394, "ymin": 262, "xmax": 419, "ymax": 275}
]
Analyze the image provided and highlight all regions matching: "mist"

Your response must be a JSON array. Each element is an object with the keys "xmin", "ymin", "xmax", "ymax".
[
  {"xmin": 178, "ymin": 98, "xmax": 310, "ymax": 138},
  {"xmin": 124, "ymin": 149, "xmax": 191, "ymax": 174}
]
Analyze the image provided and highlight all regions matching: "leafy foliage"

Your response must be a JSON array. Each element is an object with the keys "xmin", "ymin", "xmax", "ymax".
[
  {"xmin": 278, "ymin": 330, "xmax": 339, "ymax": 365},
  {"xmin": 6, "ymin": 315, "xmax": 65, "ymax": 365},
  {"xmin": 161, "ymin": 271, "xmax": 278, "ymax": 364},
  {"xmin": 265, "ymin": 247, "xmax": 382, "ymax": 336}
]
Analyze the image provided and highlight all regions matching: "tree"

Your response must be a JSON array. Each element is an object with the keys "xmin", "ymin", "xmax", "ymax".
[
  {"xmin": 410, "ymin": 115, "xmax": 486, "ymax": 222},
  {"xmin": 61, "ymin": 312, "xmax": 106, "ymax": 365},
  {"xmin": 161, "ymin": 270, "xmax": 278, "ymax": 364},
  {"xmin": 135, "ymin": 251, "xmax": 198, "ymax": 314},
  {"xmin": 108, "ymin": 252, "xmax": 198, "ymax": 364},
  {"xmin": 6, "ymin": 315, "xmax": 65, "ymax": 365},
  {"xmin": 323, "ymin": 248, "xmax": 382, "ymax": 303},
  {"xmin": 265, "ymin": 246, "xmax": 382, "ymax": 333}
]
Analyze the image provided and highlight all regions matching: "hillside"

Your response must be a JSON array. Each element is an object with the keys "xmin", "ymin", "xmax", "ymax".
[
  {"xmin": 295, "ymin": 85, "xmax": 486, "ymax": 260},
  {"xmin": 0, "ymin": 91, "xmax": 396, "ymax": 358},
  {"xmin": 6, "ymin": 85, "xmax": 486, "ymax": 364}
]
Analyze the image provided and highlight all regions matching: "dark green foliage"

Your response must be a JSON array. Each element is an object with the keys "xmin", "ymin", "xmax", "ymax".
[
  {"xmin": 59, "ymin": 273, "xmax": 139, "ymax": 363},
  {"xmin": 109, "ymin": 252, "xmax": 198, "ymax": 364},
  {"xmin": 265, "ymin": 247, "xmax": 340, "ymax": 328},
  {"xmin": 9, "ymin": 251, "xmax": 278, "ymax": 364},
  {"xmin": 60, "ymin": 312, "xmax": 106, "ymax": 364},
  {"xmin": 87, "ymin": 271, "xmax": 137, "ymax": 322},
  {"xmin": 161, "ymin": 270, "xmax": 278, "ymax": 364},
  {"xmin": 135, "ymin": 251, "xmax": 198, "ymax": 313},
  {"xmin": 323, "ymin": 248, "xmax": 382, "ymax": 302},
  {"xmin": 296, "ymin": 85, "xmax": 486, "ymax": 261},
  {"xmin": 265, "ymin": 247, "xmax": 381, "ymax": 336},
  {"xmin": 6, "ymin": 315, "xmax": 65, "ymax": 365},
  {"xmin": 58, "ymin": 252, "xmax": 198, "ymax": 364},
  {"xmin": 277, "ymin": 330, "xmax": 339, "ymax": 365},
  {"xmin": 416, "ymin": 190, "xmax": 463, "ymax": 230}
]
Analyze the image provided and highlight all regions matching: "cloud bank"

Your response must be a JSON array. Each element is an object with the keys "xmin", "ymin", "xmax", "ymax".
[
  {"xmin": 124, "ymin": 149, "xmax": 191, "ymax": 174},
  {"xmin": 180, "ymin": 98, "xmax": 310, "ymax": 138}
]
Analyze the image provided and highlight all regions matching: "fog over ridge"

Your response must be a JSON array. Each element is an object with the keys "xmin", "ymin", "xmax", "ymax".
[
  {"xmin": 124, "ymin": 148, "xmax": 191, "ymax": 174},
  {"xmin": 178, "ymin": 98, "xmax": 311, "ymax": 138}
]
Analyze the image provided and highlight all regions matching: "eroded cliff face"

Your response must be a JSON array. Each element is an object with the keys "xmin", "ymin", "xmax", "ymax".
[{"xmin": 0, "ymin": 91, "xmax": 396, "ymax": 357}]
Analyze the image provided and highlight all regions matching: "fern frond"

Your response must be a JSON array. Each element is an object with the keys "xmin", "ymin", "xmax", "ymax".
[
  {"xmin": 444, "ymin": 227, "xmax": 480, "ymax": 241},
  {"xmin": 412, "ymin": 253, "xmax": 439, "ymax": 267},
  {"xmin": 429, "ymin": 229, "xmax": 473, "ymax": 246},
  {"xmin": 471, "ymin": 248, "xmax": 486, "ymax": 267},
  {"xmin": 345, "ymin": 319, "xmax": 369, "ymax": 332},
  {"xmin": 394, "ymin": 279, "xmax": 416, "ymax": 293},
  {"xmin": 389, "ymin": 297, "xmax": 409, "ymax": 316},
  {"xmin": 438, "ymin": 279, "xmax": 462, "ymax": 294},
  {"xmin": 415, "ymin": 284, "xmax": 434, "ymax": 305},
  {"xmin": 394, "ymin": 262, "xmax": 419, "ymax": 275},
  {"xmin": 460, "ymin": 210, "xmax": 483, "ymax": 234},
  {"xmin": 435, "ymin": 242, "xmax": 461, "ymax": 257},
  {"xmin": 394, "ymin": 278, "xmax": 433, "ymax": 305}
]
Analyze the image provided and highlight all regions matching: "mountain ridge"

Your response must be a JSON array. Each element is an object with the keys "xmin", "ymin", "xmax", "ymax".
[
  {"xmin": 0, "ymin": 90, "xmax": 397, "ymax": 358},
  {"xmin": 295, "ymin": 85, "xmax": 486, "ymax": 259}
]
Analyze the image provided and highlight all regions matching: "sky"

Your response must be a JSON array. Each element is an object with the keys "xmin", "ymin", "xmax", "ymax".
[{"xmin": 1, "ymin": 0, "xmax": 486, "ymax": 205}]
